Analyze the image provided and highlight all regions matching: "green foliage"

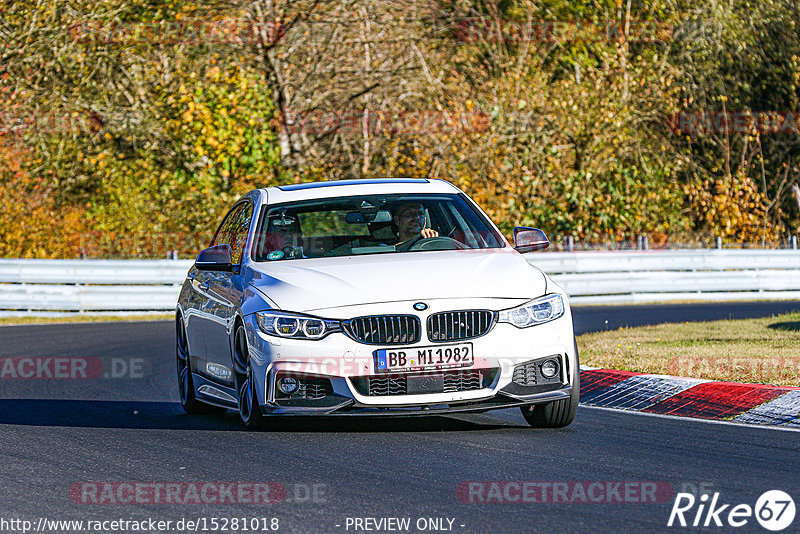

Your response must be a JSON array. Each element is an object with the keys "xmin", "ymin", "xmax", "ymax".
[
  {"xmin": 1, "ymin": 1, "xmax": 285, "ymax": 257},
  {"xmin": 1, "ymin": 0, "xmax": 798, "ymax": 258}
]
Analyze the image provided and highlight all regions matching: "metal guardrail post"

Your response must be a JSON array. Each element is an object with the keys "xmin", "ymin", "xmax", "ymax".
[
  {"xmin": 716, "ymin": 236, "xmax": 723, "ymax": 249},
  {"xmin": 792, "ymin": 236, "xmax": 798, "ymax": 250}
]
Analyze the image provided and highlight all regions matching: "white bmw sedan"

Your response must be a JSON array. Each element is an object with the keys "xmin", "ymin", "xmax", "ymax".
[{"xmin": 176, "ymin": 178, "xmax": 579, "ymax": 428}]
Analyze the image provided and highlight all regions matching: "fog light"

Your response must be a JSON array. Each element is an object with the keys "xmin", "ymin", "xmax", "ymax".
[
  {"xmin": 540, "ymin": 359, "xmax": 559, "ymax": 379},
  {"xmin": 278, "ymin": 376, "xmax": 299, "ymax": 395}
]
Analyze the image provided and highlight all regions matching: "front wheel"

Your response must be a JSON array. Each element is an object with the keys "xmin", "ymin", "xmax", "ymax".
[
  {"xmin": 233, "ymin": 325, "xmax": 266, "ymax": 429},
  {"xmin": 177, "ymin": 318, "xmax": 227, "ymax": 415},
  {"xmin": 520, "ymin": 340, "xmax": 580, "ymax": 428}
]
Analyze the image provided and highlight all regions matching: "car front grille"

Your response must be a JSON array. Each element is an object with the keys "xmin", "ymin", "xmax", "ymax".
[
  {"xmin": 352, "ymin": 369, "xmax": 496, "ymax": 396},
  {"xmin": 427, "ymin": 310, "xmax": 495, "ymax": 342},
  {"xmin": 345, "ymin": 315, "xmax": 421, "ymax": 345}
]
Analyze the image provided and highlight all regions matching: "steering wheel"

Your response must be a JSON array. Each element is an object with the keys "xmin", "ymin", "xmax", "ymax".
[{"xmin": 408, "ymin": 236, "xmax": 465, "ymax": 251}]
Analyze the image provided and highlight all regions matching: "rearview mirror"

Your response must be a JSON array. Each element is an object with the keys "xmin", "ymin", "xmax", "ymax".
[
  {"xmin": 345, "ymin": 210, "xmax": 392, "ymax": 224},
  {"xmin": 513, "ymin": 227, "xmax": 550, "ymax": 253},
  {"xmin": 195, "ymin": 244, "xmax": 234, "ymax": 271}
]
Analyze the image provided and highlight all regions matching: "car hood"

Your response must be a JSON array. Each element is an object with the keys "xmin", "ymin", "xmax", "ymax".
[{"xmin": 247, "ymin": 248, "xmax": 546, "ymax": 312}]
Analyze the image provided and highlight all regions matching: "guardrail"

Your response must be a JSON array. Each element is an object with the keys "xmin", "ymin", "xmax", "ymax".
[
  {"xmin": 0, "ymin": 259, "xmax": 193, "ymax": 313},
  {"xmin": 0, "ymin": 250, "xmax": 799, "ymax": 313},
  {"xmin": 526, "ymin": 250, "xmax": 800, "ymax": 304}
]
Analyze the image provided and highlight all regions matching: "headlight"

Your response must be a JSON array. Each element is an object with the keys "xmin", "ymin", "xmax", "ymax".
[
  {"xmin": 256, "ymin": 311, "xmax": 342, "ymax": 340},
  {"xmin": 498, "ymin": 294, "xmax": 565, "ymax": 328}
]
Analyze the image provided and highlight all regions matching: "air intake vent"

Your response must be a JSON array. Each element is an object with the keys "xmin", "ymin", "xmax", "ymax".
[
  {"xmin": 512, "ymin": 362, "xmax": 539, "ymax": 386},
  {"xmin": 427, "ymin": 310, "xmax": 495, "ymax": 342},
  {"xmin": 512, "ymin": 356, "xmax": 562, "ymax": 386},
  {"xmin": 443, "ymin": 370, "xmax": 483, "ymax": 392},
  {"xmin": 367, "ymin": 375, "xmax": 408, "ymax": 396},
  {"xmin": 345, "ymin": 315, "xmax": 421, "ymax": 345},
  {"xmin": 351, "ymin": 369, "xmax": 497, "ymax": 396},
  {"xmin": 275, "ymin": 376, "xmax": 333, "ymax": 400}
]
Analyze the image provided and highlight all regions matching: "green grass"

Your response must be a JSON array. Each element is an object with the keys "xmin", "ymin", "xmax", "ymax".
[
  {"xmin": 0, "ymin": 314, "xmax": 173, "ymax": 326},
  {"xmin": 577, "ymin": 313, "xmax": 800, "ymax": 387}
]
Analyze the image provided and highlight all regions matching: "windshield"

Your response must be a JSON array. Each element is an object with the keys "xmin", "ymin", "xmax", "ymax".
[{"xmin": 252, "ymin": 193, "xmax": 505, "ymax": 261}]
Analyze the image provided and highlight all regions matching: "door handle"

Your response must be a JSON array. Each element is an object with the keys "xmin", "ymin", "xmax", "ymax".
[{"xmin": 199, "ymin": 282, "xmax": 210, "ymax": 291}]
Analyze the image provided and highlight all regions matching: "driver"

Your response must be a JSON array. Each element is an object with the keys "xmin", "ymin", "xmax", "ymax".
[
  {"xmin": 392, "ymin": 201, "xmax": 438, "ymax": 247},
  {"xmin": 258, "ymin": 214, "xmax": 304, "ymax": 259}
]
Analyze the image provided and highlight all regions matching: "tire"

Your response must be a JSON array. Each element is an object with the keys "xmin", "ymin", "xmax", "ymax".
[
  {"xmin": 521, "ymin": 340, "xmax": 580, "ymax": 428},
  {"xmin": 233, "ymin": 325, "xmax": 266, "ymax": 429},
  {"xmin": 176, "ymin": 317, "xmax": 227, "ymax": 415}
]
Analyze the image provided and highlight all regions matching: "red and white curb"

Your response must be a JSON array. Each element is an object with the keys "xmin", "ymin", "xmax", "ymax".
[{"xmin": 578, "ymin": 367, "xmax": 800, "ymax": 428}]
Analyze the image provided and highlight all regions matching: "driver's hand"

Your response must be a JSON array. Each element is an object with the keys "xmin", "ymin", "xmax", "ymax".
[{"xmin": 421, "ymin": 228, "xmax": 439, "ymax": 238}]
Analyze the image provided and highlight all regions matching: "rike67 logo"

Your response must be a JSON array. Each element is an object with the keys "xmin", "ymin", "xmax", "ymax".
[{"xmin": 668, "ymin": 490, "xmax": 796, "ymax": 531}]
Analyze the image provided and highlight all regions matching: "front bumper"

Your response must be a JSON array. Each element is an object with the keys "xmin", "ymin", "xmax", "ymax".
[
  {"xmin": 263, "ymin": 388, "xmax": 573, "ymax": 416},
  {"xmin": 239, "ymin": 299, "xmax": 577, "ymax": 416}
]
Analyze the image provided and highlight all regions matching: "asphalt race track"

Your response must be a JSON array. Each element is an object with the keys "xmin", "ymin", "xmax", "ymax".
[{"xmin": 1, "ymin": 302, "xmax": 799, "ymax": 534}]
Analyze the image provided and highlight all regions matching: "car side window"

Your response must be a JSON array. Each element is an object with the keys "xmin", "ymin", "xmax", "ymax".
[
  {"xmin": 212, "ymin": 202, "xmax": 253, "ymax": 265},
  {"xmin": 230, "ymin": 203, "xmax": 253, "ymax": 264},
  {"xmin": 212, "ymin": 205, "xmax": 240, "ymax": 249}
]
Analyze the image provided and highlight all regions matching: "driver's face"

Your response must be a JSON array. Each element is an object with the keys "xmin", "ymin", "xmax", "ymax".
[
  {"xmin": 269, "ymin": 220, "xmax": 299, "ymax": 244},
  {"xmin": 396, "ymin": 205, "xmax": 425, "ymax": 233}
]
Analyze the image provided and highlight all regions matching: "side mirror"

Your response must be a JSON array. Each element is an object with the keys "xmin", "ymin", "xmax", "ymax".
[
  {"xmin": 195, "ymin": 244, "xmax": 234, "ymax": 271},
  {"xmin": 513, "ymin": 227, "xmax": 550, "ymax": 253}
]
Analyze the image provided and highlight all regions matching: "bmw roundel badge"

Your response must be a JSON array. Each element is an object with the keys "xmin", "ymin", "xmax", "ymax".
[{"xmin": 413, "ymin": 302, "xmax": 428, "ymax": 311}]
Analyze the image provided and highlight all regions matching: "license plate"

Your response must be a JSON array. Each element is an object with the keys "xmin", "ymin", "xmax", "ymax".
[{"xmin": 375, "ymin": 343, "xmax": 474, "ymax": 372}]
